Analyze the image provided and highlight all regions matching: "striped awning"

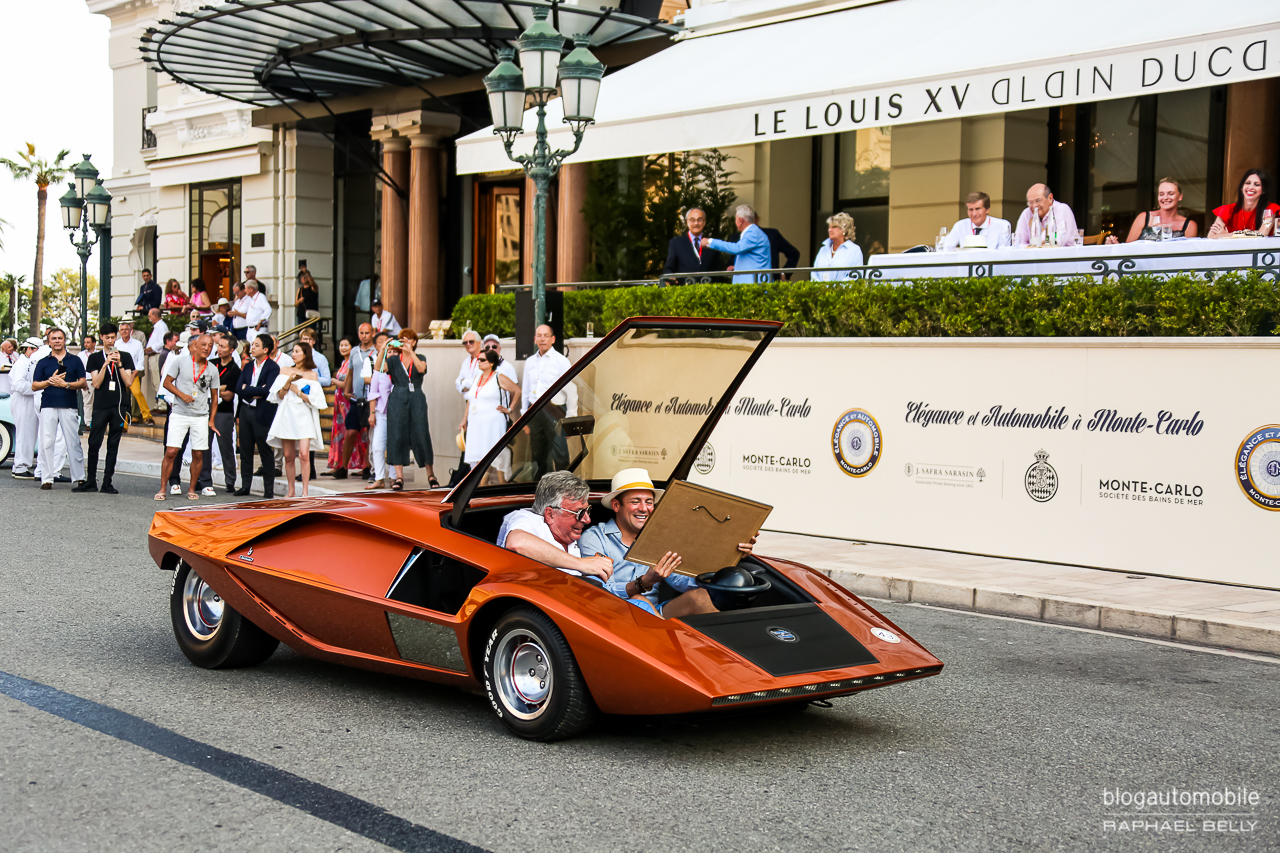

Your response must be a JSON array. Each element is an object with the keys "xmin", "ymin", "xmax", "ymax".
[{"xmin": 141, "ymin": 0, "xmax": 678, "ymax": 108}]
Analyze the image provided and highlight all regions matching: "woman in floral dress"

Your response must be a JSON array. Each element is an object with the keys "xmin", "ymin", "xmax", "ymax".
[{"xmin": 326, "ymin": 336, "xmax": 368, "ymax": 473}]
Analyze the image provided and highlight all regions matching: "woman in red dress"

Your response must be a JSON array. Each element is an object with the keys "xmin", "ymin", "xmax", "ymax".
[
  {"xmin": 163, "ymin": 279, "xmax": 189, "ymax": 313},
  {"xmin": 1208, "ymin": 169, "xmax": 1278, "ymax": 237},
  {"xmin": 326, "ymin": 336, "xmax": 369, "ymax": 473}
]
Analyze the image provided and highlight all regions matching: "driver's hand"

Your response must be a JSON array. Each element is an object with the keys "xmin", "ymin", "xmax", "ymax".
[
  {"xmin": 647, "ymin": 551, "xmax": 681, "ymax": 585},
  {"xmin": 579, "ymin": 553, "xmax": 614, "ymax": 582},
  {"xmin": 738, "ymin": 534, "xmax": 758, "ymax": 555}
]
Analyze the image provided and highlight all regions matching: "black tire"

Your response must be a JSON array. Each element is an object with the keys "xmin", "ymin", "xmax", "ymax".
[
  {"xmin": 170, "ymin": 559, "xmax": 279, "ymax": 669},
  {"xmin": 482, "ymin": 607, "xmax": 596, "ymax": 741},
  {"xmin": 0, "ymin": 421, "xmax": 13, "ymax": 467}
]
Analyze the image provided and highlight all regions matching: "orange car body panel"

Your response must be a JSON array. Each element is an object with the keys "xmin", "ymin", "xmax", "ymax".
[{"xmin": 149, "ymin": 491, "xmax": 942, "ymax": 716}]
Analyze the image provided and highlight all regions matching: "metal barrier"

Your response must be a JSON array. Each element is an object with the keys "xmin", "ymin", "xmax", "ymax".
[{"xmin": 497, "ymin": 245, "xmax": 1280, "ymax": 290}]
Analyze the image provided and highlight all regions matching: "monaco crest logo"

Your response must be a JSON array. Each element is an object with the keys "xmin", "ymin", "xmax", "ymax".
[{"xmin": 1024, "ymin": 449, "xmax": 1059, "ymax": 503}]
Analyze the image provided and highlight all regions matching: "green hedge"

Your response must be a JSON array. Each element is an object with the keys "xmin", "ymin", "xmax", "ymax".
[{"xmin": 448, "ymin": 272, "xmax": 1280, "ymax": 339}]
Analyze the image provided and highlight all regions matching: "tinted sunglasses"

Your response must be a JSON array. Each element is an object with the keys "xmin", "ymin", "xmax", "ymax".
[{"xmin": 549, "ymin": 505, "xmax": 591, "ymax": 523}]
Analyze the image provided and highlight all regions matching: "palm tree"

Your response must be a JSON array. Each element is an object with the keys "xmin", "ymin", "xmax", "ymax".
[{"xmin": 1, "ymin": 144, "xmax": 71, "ymax": 331}]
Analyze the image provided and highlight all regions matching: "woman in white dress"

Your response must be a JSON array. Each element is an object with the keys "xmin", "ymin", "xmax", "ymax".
[
  {"xmin": 267, "ymin": 341, "xmax": 327, "ymax": 497},
  {"xmin": 460, "ymin": 350, "xmax": 520, "ymax": 485}
]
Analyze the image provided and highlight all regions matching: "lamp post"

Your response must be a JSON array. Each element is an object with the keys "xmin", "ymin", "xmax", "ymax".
[
  {"xmin": 58, "ymin": 154, "xmax": 112, "ymax": 342},
  {"xmin": 483, "ymin": 6, "xmax": 605, "ymax": 328}
]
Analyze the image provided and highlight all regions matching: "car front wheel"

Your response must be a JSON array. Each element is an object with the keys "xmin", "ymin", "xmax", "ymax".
[
  {"xmin": 170, "ymin": 559, "xmax": 279, "ymax": 668},
  {"xmin": 483, "ymin": 607, "xmax": 596, "ymax": 741},
  {"xmin": 0, "ymin": 421, "xmax": 13, "ymax": 467}
]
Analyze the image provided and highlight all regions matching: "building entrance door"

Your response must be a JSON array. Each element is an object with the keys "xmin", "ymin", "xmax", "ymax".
[{"xmin": 473, "ymin": 180, "xmax": 523, "ymax": 294}]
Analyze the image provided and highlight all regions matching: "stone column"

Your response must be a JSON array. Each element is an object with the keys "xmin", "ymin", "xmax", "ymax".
[
  {"xmin": 378, "ymin": 136, "xmax": 410, "ymax": 322},
  {"xmin": 407, "ymin": 136, "xmax": 441, "ymax": 332},
  {"xmin": 557, "ymin": 163, "xmax": 589, "ymax": 285}
]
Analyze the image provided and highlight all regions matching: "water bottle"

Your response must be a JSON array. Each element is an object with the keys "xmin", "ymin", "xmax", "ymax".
[{"xmin": 936, "ymin": 227, "xmax": 947, "ymax": 252}]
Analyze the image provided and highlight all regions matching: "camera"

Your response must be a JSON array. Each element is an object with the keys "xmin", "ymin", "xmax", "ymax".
[{"xmin": 386, "ymin": 339, "xmax": 403, "ymax": 350}]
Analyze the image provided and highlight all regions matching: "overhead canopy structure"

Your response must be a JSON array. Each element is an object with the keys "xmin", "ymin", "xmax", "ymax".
[
  {"xmin": 141, "ymin": 0, "xmax": 678, "ymax": 108},
  {"xmin": 457, "ymin": 0, "xmax": 1280, "ymax": 173}
]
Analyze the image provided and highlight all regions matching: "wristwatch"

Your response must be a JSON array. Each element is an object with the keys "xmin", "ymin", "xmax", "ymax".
[{"xmin": 633, "ymin": 574, "xmax": 651, "ymax": 595}]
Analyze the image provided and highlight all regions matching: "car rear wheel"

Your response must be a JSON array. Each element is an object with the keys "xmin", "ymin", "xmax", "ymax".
[
  {"xmin": 483, "ymin": 607, "xmax": 596, "ymax": 741},
  {"xmin": 0, "ymin": 421, "xmax": 13, "ymax": 467},
  {"xmin": 170, "ymin": 560, "xmax": 279, "ymax": 668}
]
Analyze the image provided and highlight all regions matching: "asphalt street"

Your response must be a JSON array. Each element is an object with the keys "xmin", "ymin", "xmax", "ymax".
[{"xmin": 1, "ymin": 470, "xmax": 1277, "ymax": 853}]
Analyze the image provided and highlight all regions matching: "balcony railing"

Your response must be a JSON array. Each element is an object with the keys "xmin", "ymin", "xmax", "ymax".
[{"xmin": 142, "ymin": 106, "xmax": 157, "ymax": 150}]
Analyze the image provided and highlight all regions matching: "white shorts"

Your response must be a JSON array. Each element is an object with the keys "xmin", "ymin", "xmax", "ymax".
[{"xmin": 167, "ymin": 411, "xmax": 210, "ymax": 450}]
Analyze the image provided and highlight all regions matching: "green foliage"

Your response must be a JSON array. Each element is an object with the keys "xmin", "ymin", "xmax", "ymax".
[
  {"xmin": 44, "ymin": 267, "xmax": 99, "ymax": 338},
  {"xmin": 580, "ymin": 150, "xmax": 738, "ymax": 282},
  {"xmin": 2, "ymin": 271, "xmax": 30, "ymax": 339},
  {"xmin": 449, "ymin": 293, "xmax": 516, "ymax": 339},
  {"xmin": 450, "ymin": 272, "xmax": 1280, "ymax": 339}
]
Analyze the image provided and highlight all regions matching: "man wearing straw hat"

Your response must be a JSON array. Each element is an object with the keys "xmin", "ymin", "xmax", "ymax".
[{"xmin": 578, "ymin": 468, "xmax": 758, "ymax": 620}]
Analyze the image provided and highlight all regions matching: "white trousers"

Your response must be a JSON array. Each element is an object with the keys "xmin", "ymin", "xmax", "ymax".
[
  {"xmin": 12, "ymin": 393, "xmax": 39, "ymax": 473},
  {"xmin": 39, "ymin": 408, "xmax": 84, "ymax": 484},
  {"xmin": 370, "ymin": 415, "xmax": 388, "ymax": 481}
]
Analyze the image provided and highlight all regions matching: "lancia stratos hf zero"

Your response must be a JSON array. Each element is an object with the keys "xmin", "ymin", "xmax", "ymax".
[{"xmin": 149, "ymin": 317, "xmax": 942, "ymax": 740}]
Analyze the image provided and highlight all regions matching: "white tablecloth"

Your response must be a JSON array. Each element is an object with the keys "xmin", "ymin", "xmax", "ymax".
[{"xmin": 867, "ymin": 237, "xmax": 1280, "ymax": 279}]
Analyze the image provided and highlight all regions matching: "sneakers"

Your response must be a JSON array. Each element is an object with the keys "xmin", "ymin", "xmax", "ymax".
[
  {"xmin": 12, "ymin": 470, "xmax": 35, "ymax": 480},
  {"xmin": 72, "ymin": 481, "xmax": 98, "ymax": 493},
  {"xmin": 201, "ymin": 487, "xmax": 217, "ymax": 497},
  {"xmin": 101, "ymin": 483, "xmax": 119, "ymax": 495},
  {"xmin": 170, "ymin": 484, "xmax": 181, "ymax": 495},
  {"xmin": 54, "ymin": 475, "xmax": 71, "ymax": 484}
]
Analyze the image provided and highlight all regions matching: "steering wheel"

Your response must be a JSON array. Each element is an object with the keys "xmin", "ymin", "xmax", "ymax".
[{"xmin": 695, "ymin": 566, "xmax": 771, "ymax": 595}]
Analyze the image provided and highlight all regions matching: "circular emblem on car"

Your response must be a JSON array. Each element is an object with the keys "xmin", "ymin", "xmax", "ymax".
[
  {"xmin": 1024, "ymin": 449, "xmax": 1059, "ymax": 503},
  {"xmin": 870, "ymin": 627, "xmax": 900, "ymax": 643},
  {"xmin": 767, "ymin": 626, "xmax": 798, "ymax": 643},
  {"xmin": 694, "ymin": 442, "xmax": 716, "ymax": 475},
  {"xmin": 832, "ymin": 408, "xmax": 882, "ymax": 477},
  {"xmin": 1236, "ymin": 425, "xmax": 1280, "ymax": 510}
]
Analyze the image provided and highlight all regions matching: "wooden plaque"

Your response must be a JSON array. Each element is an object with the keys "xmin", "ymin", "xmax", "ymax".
[{"xmin": 624, "ymin": 480, "xmax": 772, "ymax": 577}]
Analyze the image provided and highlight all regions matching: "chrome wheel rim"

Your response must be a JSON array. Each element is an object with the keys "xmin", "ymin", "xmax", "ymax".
[
  {"xmin": 182, "ymin": 568, "xmax": 224, "ymax": 641},
  {"xmin": 494, "ymin": 631, "xmax": 552, "ymax": 721}
]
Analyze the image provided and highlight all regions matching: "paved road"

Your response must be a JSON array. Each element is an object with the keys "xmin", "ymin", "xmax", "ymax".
[{"xmin": 1, "ymin": 472, "xmax": 1276, "ymax": 853}]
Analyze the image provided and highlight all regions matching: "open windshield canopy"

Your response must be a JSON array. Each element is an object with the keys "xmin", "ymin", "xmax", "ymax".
[{"xmin": 451, "ymin": 319, "xmax": 777, "ymax": 512}]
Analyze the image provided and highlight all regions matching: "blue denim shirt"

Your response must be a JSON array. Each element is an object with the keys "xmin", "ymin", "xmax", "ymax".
[
  {"xmin": 706, "ymin": 223, "xmax": 771, "ymax": 284},
  {"xmin": 578, "ymin": 518, "xmax": 699, "ymax": 614}
]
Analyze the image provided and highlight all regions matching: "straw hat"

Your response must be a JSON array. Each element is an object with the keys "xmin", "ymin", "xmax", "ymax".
[
  {"xmin": 455, "ymin": 429, "xmax": 466, "ymax": 452},
  {"xmin": 602, "ymin": 468, "xmax": 664, "ymax": 506}
]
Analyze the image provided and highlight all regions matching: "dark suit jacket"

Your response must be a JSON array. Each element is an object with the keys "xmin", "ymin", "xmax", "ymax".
[
  {"xmin": 761, "ymin": 228, "xmax": 800, "ymax": 279},
  {"xmin": 662, "ymin": 232, "xmax": 722, "ymax": 279},
  {"xmin": 234, "ymin": 356, "xmax": 280, "ymax": 430}
]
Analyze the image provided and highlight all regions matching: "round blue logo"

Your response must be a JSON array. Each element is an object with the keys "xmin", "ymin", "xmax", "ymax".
[
  {"xmin": 832, "ymin": 408, "xmax": 882, "ymax": 478},
  {"xmin": 767, "ymin": 626, "xmax": 798, "ymax": 643},
  {"xmin": 1236, "ymin": 425, "xmax": 1280, "ymax": 511}
]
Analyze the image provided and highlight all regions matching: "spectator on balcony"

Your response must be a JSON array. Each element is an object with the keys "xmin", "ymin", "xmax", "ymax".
[
  {"xmin": 811, "ymin": 213, "xmax": 864, "ymax": 281},
  {"xmin": 662, "ymin": 207, "xmax": 721, "ymax": 280},
  {"xmin": 239, "ymin": 264, "xmax": 266, "ymax": 297},
  {"xmin": 1208, "ymin": 169, "xmax": 1278, "ymax": 238},
  {"xmin": 761, "ymin": 225, "xmax": 800, "ymax": 281},
  {"xmin": 943, "ymin": 192, "xmax": 1013, "ymax": 250},
  {"xmin": 212, "ymin": 298, "xmax": 235, "ymax": 335},
  {"xmin": 134, "ymin": 269, "xmax": 160, "ymax": 314},
  {"xmin": 188, "ymin": 278, "xmax": 212, "ymax": 314},
  {"xmin": 702, "ymin": 204, "xmax": 771, "ymax": 283},
  {"xmin": 1106, "ymin": 178, "xmax": 1199, "ymax": 243},
  {"xmin": 1014, "ymin": 184, "xmax": 1080, "ymax": 248},
  {"xmin": 162, "ymin": 279, "xmax": 188, "ymax": 313}
]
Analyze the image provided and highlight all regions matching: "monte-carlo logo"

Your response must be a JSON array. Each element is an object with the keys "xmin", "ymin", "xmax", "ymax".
[{"xmin": 1024, "ymin": 449, "xmax": 1059, "ymax": 503}]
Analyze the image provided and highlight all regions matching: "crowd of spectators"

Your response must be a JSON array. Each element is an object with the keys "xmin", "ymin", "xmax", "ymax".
[{"xmin": 661, "ymin": 169, "xmax": 1275, "ymax": 283}]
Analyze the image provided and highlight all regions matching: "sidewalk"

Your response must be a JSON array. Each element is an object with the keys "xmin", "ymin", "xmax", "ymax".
[
  {"xmin": 756, "ymin": 531, "xmax": 1280, "ymax": 658},
  {"xmin": 108, "ymin": 434, "xmax": 381, "ymax": 497}
]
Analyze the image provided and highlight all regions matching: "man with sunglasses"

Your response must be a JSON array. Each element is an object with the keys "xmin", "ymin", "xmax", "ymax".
[
  {"xmin": 498, "ymin": 471, "xmax": 613, "ymax": 581},
  {"xmin": 454, "ymin": 329, "xmax": 483, "ymax": 397},
  {"xmin": 480, "ymin": 334, "xmax": 518, "ymax": 383}
]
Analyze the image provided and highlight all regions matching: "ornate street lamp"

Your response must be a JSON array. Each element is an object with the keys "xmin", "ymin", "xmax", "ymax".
[
  {"xmin": 57, "ymin": 154, "xmax": 111, "ymax": 342},
  {"xmin": 483, "ymin": 6, "xmax": 605, "ymax": 327}
]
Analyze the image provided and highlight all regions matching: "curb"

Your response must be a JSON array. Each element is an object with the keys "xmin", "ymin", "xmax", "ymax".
[
  {"xmin": 828, "ymin": 569, "xmax": 1280, "ymax": 658},
  {"xmin": 113, "ymin": 458, "xmax": 340, "ymax": 497}
]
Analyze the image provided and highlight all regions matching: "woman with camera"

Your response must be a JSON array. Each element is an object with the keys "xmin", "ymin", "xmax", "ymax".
[
  {"xmin": 267, "ymin": 341, "xmax": 327, "ymax": 498},
  {"xmin": 379, "ymin": 328, "xmax": 437, "ymax": 491}
]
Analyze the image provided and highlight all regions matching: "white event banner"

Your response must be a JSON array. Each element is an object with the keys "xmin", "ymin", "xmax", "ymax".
[{"xmin": 688, "ymin": 338, "xmax": 1280, "ymax": 589}]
